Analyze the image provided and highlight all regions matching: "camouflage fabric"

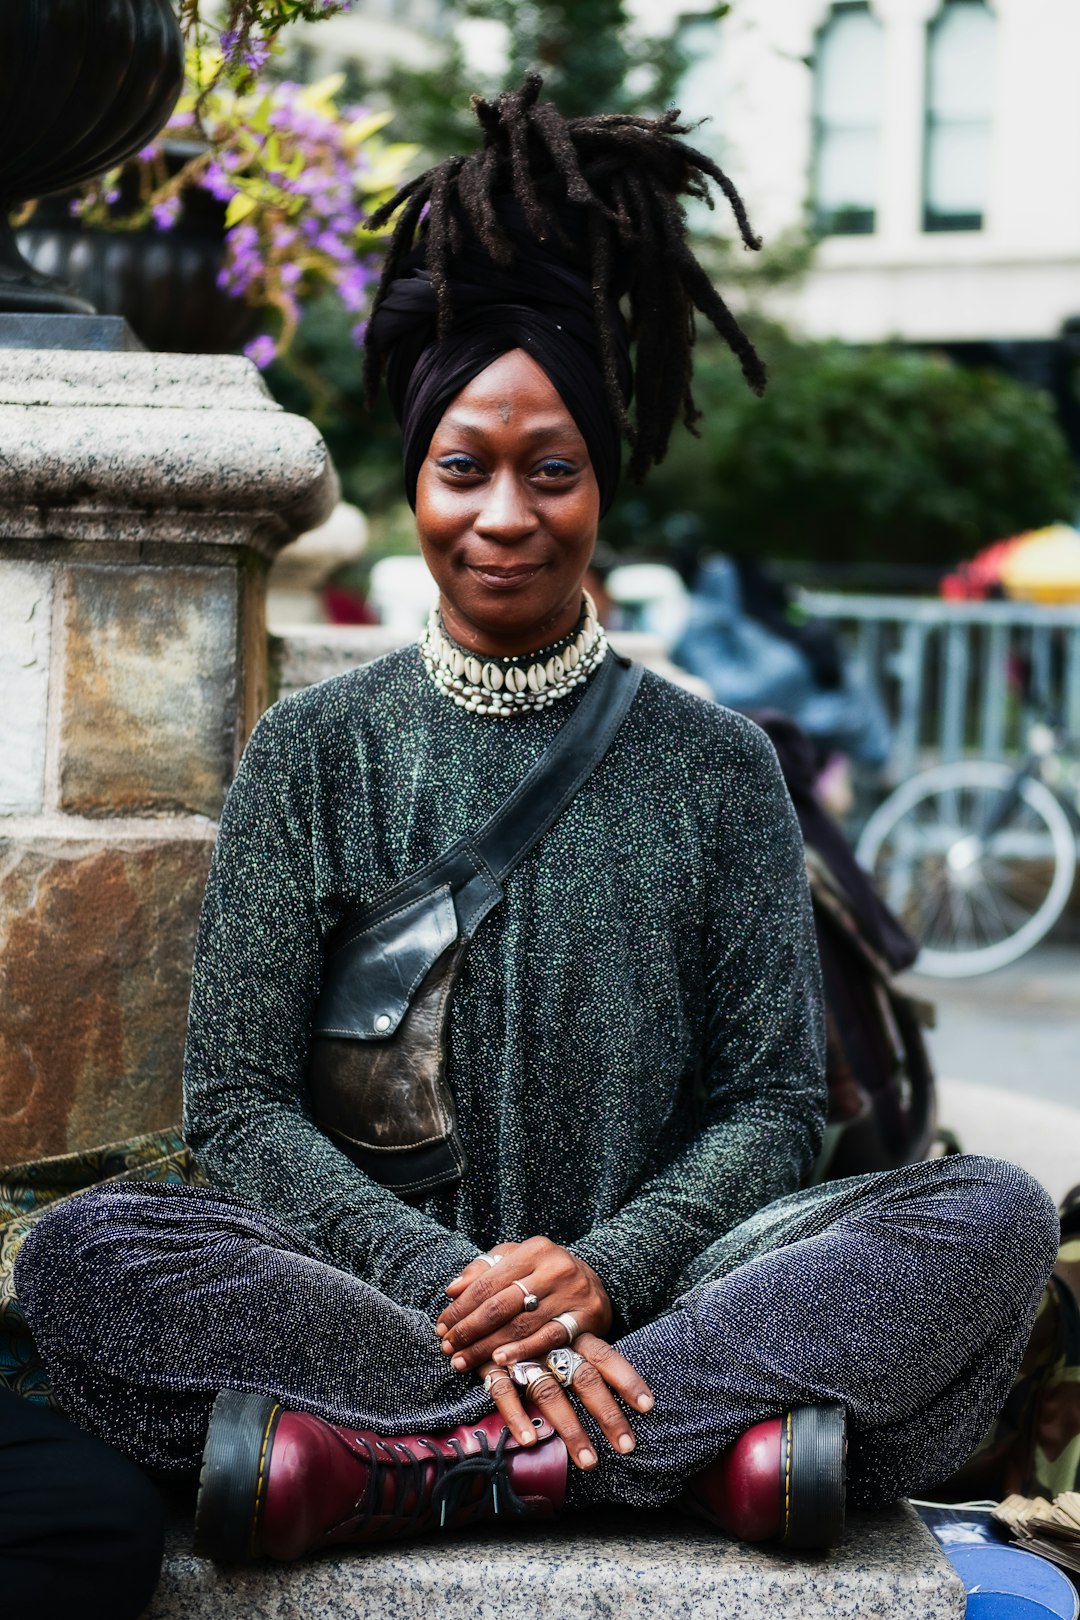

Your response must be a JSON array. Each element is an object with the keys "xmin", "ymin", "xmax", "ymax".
[
  {"xmin": 0, "ymin": 1129, "xmax": 199, "ymax": 1403},
  {"xmin": 940, "ymin": 1183, "xmax": 1080, "ymax": 1502}
]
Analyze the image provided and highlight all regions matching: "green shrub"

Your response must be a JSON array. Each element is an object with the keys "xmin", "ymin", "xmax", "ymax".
[{"xmin": 605, "ymin": 325, "xmax": 1077, "ymax": 569}]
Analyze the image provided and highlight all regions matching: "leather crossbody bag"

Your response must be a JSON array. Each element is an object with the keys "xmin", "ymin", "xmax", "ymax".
[{"xmin": 307, "ymin": 653, "xmax": 643, "ymax": 1198}]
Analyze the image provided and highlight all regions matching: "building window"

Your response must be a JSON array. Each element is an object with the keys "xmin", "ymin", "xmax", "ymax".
[
  {"xmin": 924, "ymin": 1, "xmax": 996, "ymax": 232},
  {"xmin": 812, "ymin": 3, "xmax": 884, "ymax": 236}
]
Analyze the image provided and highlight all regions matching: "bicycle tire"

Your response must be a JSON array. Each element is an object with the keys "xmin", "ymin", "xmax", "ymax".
[{"xmin": 856, "ymin": 759, "xmax": 1076, "ymax": 977}]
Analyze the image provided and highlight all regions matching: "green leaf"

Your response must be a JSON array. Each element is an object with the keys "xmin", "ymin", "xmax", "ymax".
[{"xmin": 225, "ymin": 192, "xmax": 258, "ymax": 228}]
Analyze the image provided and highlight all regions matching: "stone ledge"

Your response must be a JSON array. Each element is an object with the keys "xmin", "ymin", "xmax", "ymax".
[
  {"xmin": 146, "ymin": 1502, "xmax": 964, "ymax": 1620},
  {"xmin": 0, "ymin": 349, "xmax": 282, "ymax": 411}
]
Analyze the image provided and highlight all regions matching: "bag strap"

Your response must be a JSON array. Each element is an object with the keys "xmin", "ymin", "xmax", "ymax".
[
  {"xmin": 327, "ymin": 652, "xmax": 643, "ymax": 954},
  {"xmin": 471, "ymin": 650, "xmax": 643, "ymax": 881}
]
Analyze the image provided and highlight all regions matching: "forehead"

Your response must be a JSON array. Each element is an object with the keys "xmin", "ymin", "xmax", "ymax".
[{"xmin": 435, "ymin": 349, "xmax": 582, "ymax": 442}]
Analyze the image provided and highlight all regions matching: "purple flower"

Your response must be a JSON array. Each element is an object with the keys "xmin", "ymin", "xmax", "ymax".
[
  {"xmin": 137, "ymin": 144, "xmax": 159, "ymax": 163},
  {"xmin": 203, "ymin": 160, "xmax": 236, "ymax": 203},
  {"xmin": 220, "ymin": 28, "xmax": 239, "ymax": 55},
  {"xmin": 151, "ymin": 196, "xmax": 181, "ymax": 230},
  {"xmin": 351, "ymin": 320, "xmax": 367, "ymax": 348},
  {"xmin": 244, "ymin": 334, "xmax": 277, "ymax": 369}
]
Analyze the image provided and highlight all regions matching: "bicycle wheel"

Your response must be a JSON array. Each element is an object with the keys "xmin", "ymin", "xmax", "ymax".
[{"xmin": 856, "ymin": 759, "xmax": 1076, "ymax": 977}]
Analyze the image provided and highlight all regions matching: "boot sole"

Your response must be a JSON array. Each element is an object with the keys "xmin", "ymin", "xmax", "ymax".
[
  {"xmin": 194, "ymin": 1388, "xmax": 284, "ymax": 1562},
  {"xmin": 782, "ymin": 1404, "xmax": 847, "ymax": 1549}
]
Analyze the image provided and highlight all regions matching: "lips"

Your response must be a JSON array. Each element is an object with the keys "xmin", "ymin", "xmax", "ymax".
[{"xmin": 467, "ymin": 562, "xmax": 544, "ymax": 589}]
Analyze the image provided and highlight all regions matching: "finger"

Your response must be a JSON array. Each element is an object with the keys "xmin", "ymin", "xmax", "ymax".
[
  {"xmin": 524, "ymin": 1376, "xmax": 598, "ymax": 1471},
  {"xmin": 444, "ymin": 1256, "xmax": 503, "ymax": 1301},
  {"xmin": 480, "ymin": 1364, "xmax": 537, "ymax": 1448},
  {"xmin": 576, "ymin": 1332, "xmax": 655, "ymax": 1413},
  {"xmin": 436, "ymin": 1261, "xmax": 538, "ymax": 1336},
  {"xmin": 439, "ymin": 1279, "xmax": 544, "ymax": 1354},
  {"xmin": 490, "ymin": 1318, "xmax": 579, "ymax": 1367},
  {"xmin": 445, "ymin": 1311, "xmax": 543, "ymax": 1373},
  {"xmin": 444, "ymin": 1243, "xmax": 518, "ymax": 1300},
  {"xmin": 563, "ymin": 1358, "xmax": 638, "ymax": 1455}
]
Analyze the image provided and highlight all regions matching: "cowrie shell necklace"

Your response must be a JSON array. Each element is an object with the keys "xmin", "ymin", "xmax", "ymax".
[{"xmin": 420, "ymin": 593, "xmax": 607, "ymax": 716}]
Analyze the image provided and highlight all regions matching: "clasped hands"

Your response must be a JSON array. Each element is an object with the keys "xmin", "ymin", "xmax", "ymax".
[{"xmin": 435, "ymin": 1235, "xmax": 654, "ymax": 1472}]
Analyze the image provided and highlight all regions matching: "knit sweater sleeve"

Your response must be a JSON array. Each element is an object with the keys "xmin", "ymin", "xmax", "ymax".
[
  {"xmin": 182, "ymin": 702, "xmax": 480, "ymax": 1318},
  {"xmin": 569, "ymin": 716, "xmax": 827, "ymax": 1332}
]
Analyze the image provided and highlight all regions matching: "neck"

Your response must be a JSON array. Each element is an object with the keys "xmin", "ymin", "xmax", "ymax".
[{"xmin": 437, "ymin": 595, "xmax": 587, "ymax": 660}]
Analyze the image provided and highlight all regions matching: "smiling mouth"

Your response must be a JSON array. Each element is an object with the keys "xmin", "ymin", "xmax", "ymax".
[{"xmin": 467, "ymin": 563, "xmax": 544, "ymax": 588}]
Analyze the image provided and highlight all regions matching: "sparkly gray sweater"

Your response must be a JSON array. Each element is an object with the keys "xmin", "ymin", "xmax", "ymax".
[{"xmin": 183, "ymin": 646, "xmax": 826, "ymax": 1332}]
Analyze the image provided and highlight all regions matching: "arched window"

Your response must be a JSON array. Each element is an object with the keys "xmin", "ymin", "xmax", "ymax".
[
  {"xmin": 924, "ymin": 0, "xmax": 996, "ymax": 232},
  {"xmin": 813, "ymin": 3, "xmax": 884, "ymax": 236}
]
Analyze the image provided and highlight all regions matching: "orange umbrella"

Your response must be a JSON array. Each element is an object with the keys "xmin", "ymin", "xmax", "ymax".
[
  {"xmin": 998, "ymin": 523, "xmax": 1080, "ymax": 604},
  {"xmin": 941, "ymin": 524, "xmax": 1080, "ymax": 602}
]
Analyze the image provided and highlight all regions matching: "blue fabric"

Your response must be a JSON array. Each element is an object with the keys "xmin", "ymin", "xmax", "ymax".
[{"xmin": 673, "ymin": 559, "xmax": 891, "ymax": 765}]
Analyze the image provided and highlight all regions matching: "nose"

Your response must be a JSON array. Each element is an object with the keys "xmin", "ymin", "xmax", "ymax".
[{"xmin": 473, "ymin": 468, "xmax": 538, "ymax": 544}]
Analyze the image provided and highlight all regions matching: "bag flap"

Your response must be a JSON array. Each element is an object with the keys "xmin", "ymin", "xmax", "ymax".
[{"xmin": 312, "ymin": 885, "xmax": 458, "ymax": 1041}]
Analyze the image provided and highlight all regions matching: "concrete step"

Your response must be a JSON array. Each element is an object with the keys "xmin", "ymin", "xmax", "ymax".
[{"xmin": 145, "ymin": 1501, "xmax": 964, "ymax": 1619}]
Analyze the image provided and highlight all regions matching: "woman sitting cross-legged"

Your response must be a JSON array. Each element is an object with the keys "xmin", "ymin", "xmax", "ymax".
[{"xmin": 13, "ymin": 79, "xmax": 1058, "ymax": 1562}]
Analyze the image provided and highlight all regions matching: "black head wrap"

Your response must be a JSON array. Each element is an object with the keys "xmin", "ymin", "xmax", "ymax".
[{"xmin": 367, "ymin": 218, "xmax": 632, "ymax": 517}]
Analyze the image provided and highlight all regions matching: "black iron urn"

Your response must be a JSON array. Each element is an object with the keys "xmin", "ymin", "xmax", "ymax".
[{"xmin": 0, "ymin": 0, "xmax": 184, "ymax": 313}]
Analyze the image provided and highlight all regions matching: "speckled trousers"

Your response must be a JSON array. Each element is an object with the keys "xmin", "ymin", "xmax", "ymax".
[{"xmin": 14, "ymin": 1153, "xmax": 1057, "ymax": 1511}]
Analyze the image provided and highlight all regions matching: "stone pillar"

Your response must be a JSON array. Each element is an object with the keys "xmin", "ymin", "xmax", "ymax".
[{"xmin": 0, "ymin": 348, "xmax": 337, "ymax": 1161}]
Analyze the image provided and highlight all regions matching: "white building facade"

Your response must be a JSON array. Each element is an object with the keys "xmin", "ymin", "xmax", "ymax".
[{"xmin": 681, "ymin": 0, "xmax": 1080, "ymax": 357}]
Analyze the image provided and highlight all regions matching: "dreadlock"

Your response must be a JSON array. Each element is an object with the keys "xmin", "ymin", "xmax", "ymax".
[{"xmin": 364, "ymin": 75, "xmax": 765, "ymax": 483}]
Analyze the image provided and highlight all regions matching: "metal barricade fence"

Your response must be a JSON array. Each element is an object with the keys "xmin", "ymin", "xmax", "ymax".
[{"xmin": 800, "ymin": 594, "xmax": 1080, "ymax": 784}]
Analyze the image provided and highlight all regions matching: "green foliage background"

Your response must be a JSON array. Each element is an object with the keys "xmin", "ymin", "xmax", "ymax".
[{"xmin": 604, "ymin": 324, "xmax": 1077, "ymax": 569}]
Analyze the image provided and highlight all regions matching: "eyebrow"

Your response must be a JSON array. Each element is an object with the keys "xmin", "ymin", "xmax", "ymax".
[{"xmin": 437, "ymin": 415, "xmax": 581, "ymax": 446}]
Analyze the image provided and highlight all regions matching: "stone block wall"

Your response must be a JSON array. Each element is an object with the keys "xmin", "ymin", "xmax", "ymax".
[{"xmin": 0, "ymin": 347, "xmax": 337, "ymax": 1163}]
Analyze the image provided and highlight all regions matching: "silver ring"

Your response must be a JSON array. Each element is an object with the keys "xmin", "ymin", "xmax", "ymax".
[
  {"xmin": 509, "ymin": 1360, "xmax": 553, "ymax": 1393},
  {"xmin": 483, "ymin": 1370, "xmax": 513, "ymax": 1395},
  {"xmin": 553, "ymin": 1311, "xmax": 580, "ymax": 1345},
  {"xmin": 513, "ymin": 1279, "xmax": 540, "ymax": 1312},
  {"xmin": 545, "ymin": 1347, "xmax": 586, "ymax": 1389},
  {"xmin": 478, "ymin": 1253, "xmax": 502, "ymax": 1269}
]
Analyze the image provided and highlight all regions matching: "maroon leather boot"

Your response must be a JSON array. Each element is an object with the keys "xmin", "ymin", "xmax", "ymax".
[
  {"xmin": 194, "ymin": 1389, "xmax": 568, "ymax": 1562},
  {"xmin": 683, "ymin": 1404, "xmax": 847, "ymax": 1549}
]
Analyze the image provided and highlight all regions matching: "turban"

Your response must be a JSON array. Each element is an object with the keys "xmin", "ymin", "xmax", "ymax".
[{"xmin": 367, "ymin": 227, "xmax": 632, "ymax": 517}]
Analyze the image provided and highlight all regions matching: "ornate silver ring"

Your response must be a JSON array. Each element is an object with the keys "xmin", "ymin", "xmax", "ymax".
[
  {"xmin": 513, "ymin": 1279, "xmax": 540, "ymax": 1312},
  {"xmin": 509, "ymin": 1360, "xmax": 552, "ymax": 1393},
  {"xmin": 545, "ymin": 1347, "xmax": 586, "ymax": 1389},
  {"xmin": 483, "ymin": 1370, "xmax": 513, "ymax": 1396}
]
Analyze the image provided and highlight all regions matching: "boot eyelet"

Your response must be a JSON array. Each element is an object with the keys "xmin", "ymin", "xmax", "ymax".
[{"xmin": 532, "ymin": 1417, "xmax": 544, "ymax": 1428}]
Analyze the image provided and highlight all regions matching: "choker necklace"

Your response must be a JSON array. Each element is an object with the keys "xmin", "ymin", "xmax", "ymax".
[{"xmin": 420, "ymin": 593, "xmax": 608, "ymax": 716}]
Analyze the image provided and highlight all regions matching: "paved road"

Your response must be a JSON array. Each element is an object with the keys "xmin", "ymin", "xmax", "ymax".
[
  {"xmin": 904, "ymin": 942, "xmax": 1079, "ymax": 1110},
  {"xmin": 899, "ymin": 942, "xmax": 1079, "ymax": 1201}
]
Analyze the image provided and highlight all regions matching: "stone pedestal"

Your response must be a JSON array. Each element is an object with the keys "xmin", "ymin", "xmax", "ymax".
[
  {"xmin": 0, "ymin": 349, "xmax": 337, "ymax": 1161},
  {"xmin": 146, "ymin": 1503, "xmax": 966, "ymax": 1620}
]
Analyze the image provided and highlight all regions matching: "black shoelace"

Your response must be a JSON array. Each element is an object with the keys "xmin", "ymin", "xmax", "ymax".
[{"xmin": 327, "ymin": 1426, "xmax": 528, "ymax": 1542}]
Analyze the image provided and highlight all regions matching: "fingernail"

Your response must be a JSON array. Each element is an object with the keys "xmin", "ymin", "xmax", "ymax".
[
  {"xmin": 435, "ymin": 1322, "xmax": 446, "ymax": 1336},
  {"xmin": 452, "ymin": 1355, "xmax": 467, "ymax": 1370},
  {"xmin": 441, "ymin": 1339, "xmax": 453, "ymax": 1353},
  {"xmin": 519, "ymin": 1428, "xmax": 535, "ymax": 1445},
  {"xmin": 618, "ymin": 1433, "xmax": 635, "ymax": 1453},
  {"xmin": 493, "ymin": 1350, "xmax": 508, "ymax": 1365},
  {"xmin": 579, "ymin": 1448, "xmax": 596, "ymax": 1467},
  {"xmin": 448, "ymin": 1277, "xmax": 461, "ymax": 1288},
  {"xmin": 637, "ymin": 1394, "xmax": 654, "ymax": 1412}
]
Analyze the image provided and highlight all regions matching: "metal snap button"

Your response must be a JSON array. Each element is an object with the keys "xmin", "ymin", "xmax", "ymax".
[{"xmin": 374, "ymin": 1014, "xmax": 392, "ymax": 1033}]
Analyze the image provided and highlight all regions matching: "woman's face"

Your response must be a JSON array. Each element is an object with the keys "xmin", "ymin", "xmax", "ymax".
[{"xmin": 414, "ymin": 348, "xmax": 601, "ymax": 657}]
